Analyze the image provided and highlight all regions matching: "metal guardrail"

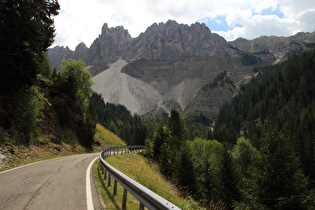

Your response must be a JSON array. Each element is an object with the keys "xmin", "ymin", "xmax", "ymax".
[{"xmin": 99, "ymin": 145, "xmax": 181, "ymax": 210}]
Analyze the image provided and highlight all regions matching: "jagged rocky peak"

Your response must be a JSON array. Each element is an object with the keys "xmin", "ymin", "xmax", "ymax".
[
  {"xmin": 101, "ymin": 23, "xmax": 132, "ymax": 41},
  {"xmin": 88, "ymin": 23, "xmax": 133, "ymax": 64},
  {"xmin": 49, "ymin": 20, "xmax": 315, "ymax": 69},
  {"xmin": 48, "ymin": 45, "xmax": 73, "ymax": 69},
  {"xmin": 73, "ymin": 42, "xmax": 89, "ymax": 63},
  {"xmin": 146, "ymin": 20, "xmax": 210, "ymax": 33},
  {"xmin": 132, "ymin": 19, "xmax": 234, "ymax": 61},
  {"xmin": 49, "ymin": 20, "xmax": 235, "ymax": 66}
]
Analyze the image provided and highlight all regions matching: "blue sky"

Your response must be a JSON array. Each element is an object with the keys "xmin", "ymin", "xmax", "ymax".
[
  {"xmin": 203, "ymin": 16, "xmax": 244, "ymax": 32},
  {"xmin": 53, "ymin": 0, "xmax": 315, "ymax": 50}
]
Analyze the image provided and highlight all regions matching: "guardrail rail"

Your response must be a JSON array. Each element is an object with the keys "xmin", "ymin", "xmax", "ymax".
[{"xmin": 99, "ymin": 145, "xmax": 181, "ymax": 210}]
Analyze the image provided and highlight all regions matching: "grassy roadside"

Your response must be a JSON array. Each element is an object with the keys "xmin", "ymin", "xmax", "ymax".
[
  {"xmin": 0, "ymin": 123, "xmax": 125, "ymax": 171},
  {"xmin": 93, "ymin": 159, "xmax": 143, "ymax": 209},
  {"xmin": 94, "ymin": 153, "xmax": 201, "ymax": 209}
]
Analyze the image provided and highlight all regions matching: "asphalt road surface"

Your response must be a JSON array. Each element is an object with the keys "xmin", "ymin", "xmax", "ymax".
[{"xmin": 0, "ymin": 153, "xmax": 103, "ymax": 210}]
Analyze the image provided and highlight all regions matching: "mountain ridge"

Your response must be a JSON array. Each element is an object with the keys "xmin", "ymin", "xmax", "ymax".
[
  {"xmin": 49, "ymin": 21, "xmax": 315, "ymax": 69},
  {"xmin": 48, "ymin": 20, "xmax": 315, "ymax": 119}
]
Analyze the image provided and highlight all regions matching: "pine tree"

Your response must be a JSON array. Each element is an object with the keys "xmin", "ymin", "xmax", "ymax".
[
  {"xmin": 219, "ymin": 144, "xmax": 241, "ymax": 207},
  {"xmin": 168, "ymin": 110, "xmax": 188, "ymax": 149},
  {"xmin": 175, "ymin": 142, "xmax": 197, "ymax": 194},
  {"xmin": 252, "ymin": 119, "xmax": 310, "ymax": 208},
  {"xmin": 152, "ymin": 122, "xmax": 170, "ymax": 161},
  {"xmin": 159, "ymin": 142, "xmax": 171, "ymax": 176}
]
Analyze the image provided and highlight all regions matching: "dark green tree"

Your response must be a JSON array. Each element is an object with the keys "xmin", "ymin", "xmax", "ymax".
[
  {"xmin": 168, "ymin": 109, "xmax": 188, "ymax": 149},
  {"xmin": 79, "ymin": 102, "xmax": 97, "ymax": 148},
  {"xmin": 152, "ymin": 122, "xmax": 170, "ymax": 161},
  {"xmin": 58, "ymin": 59, "xmax": 94, "ymax": 111},
  {"xmin": 175, "ymin": 141, "xmax": 197, "ymax": 195},
  {"xmin": 159, "ymin": 142, "xmax": 171, "ymax": 176},
  {"xmin": 219, "ymin": 144, "xmax": 241, "ymax": 207},
  {"xmin": 108, "ymin": 120, "xmax": 117, "ymax": 134},
  {"xmin": 0, "ymin": 0, "xmax": 60, "ymax": 96},
  {"xmin": 251, "ymin": 120, "xmax": 310, "ymax": 208}
]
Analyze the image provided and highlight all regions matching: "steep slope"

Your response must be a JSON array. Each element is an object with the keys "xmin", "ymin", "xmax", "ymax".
[
  {"xmin": 91, "ymin": 60, "xmax": 161, "ymax": 115},
  {"xmin": 121, "ymin": 55, "xmax": 253, "ymax": 118}
]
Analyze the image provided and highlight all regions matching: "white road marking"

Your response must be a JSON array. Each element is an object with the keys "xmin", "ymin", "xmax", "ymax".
[
  {"xmin": 86, "ymin": 157, "xmax": 98, "ymax": 210},
  {"xmin": 0, "ymin": 160, "xmax": 45, "ymax": 174}
]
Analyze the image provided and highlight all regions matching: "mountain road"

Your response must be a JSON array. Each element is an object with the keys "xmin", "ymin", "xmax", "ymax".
[{"xmin": 0, "ymin": 153, "xmax": 103, "ymax": 210}]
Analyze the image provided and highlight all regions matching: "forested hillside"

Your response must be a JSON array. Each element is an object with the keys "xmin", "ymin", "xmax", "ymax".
[
  {"xmin": 212, "ymin": 49, "xmax": 315, "ymax": 208},
  {"xmin": 90, "ymin": 92, "xmax": 149, "ymax": 145},
  {"xmin": 0, "ymin": 1, "xmax": 97, "ymax": 148},
  {"xmin": 146, "ymin": 50, "xmax": 315, "ymax": 209},
  {"xmin": 214, "ymin": 49, "xmax": 315, "ymax": 179}
]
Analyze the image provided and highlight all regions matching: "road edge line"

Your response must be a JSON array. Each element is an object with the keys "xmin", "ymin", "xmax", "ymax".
[
  {"xmin": 0, "ymin": 160, "xmax": 44, "ymax": 174},
  {"xmin": 86, "ymin": 157, "xmax": 98, "ymax": 210}
]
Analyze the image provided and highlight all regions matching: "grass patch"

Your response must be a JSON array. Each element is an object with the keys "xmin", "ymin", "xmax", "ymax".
[
  {"xmin": 93, "ymin": 159, "xmax": 144, "ymax": 209},
  {"xmin": 94, "ymin": 154, "xmax": 201, "ymax": 209},
  {"xmin": 94, "ymin": 124, "xmax": 126, "ymax": 147}
]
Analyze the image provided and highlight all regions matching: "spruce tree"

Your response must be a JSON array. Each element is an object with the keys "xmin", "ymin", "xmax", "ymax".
[
  {"xmin": 175, "ymin": 141, "xmax": 197, "ymax": 195},
  {"xmin": 152, "ymin": 122, "xmax": 170, "ymax": 161},
  {"xmin": 252, "ymin": 119, "xmax": 310, "ymax": 208},
  {"xmin": 168, "ymin": 109, "xmax": 188, "ymax": 149}
]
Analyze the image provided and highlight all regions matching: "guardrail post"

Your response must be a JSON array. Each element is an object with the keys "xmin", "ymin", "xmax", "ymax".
[
  {"xmin": 100, "ymin": 163, "xmax": 104, "ymax": 174},
  {"xmin": 104, "ymin": 169, "xmax": 107, "ymax": 180},
  {"xmin": 113, "ymin": 180, "xmax": 117, "ymax": 195},
  {"xmin": 108, "ymin": 174, "xmax": 111, "ymax": 187},
  {"xmin": 139, "ymin": 202, "xmax": 144, "ymax": 210},
  {"xmin": 122, "ymin": 188, "xmax": 128, "ymax": 209}
]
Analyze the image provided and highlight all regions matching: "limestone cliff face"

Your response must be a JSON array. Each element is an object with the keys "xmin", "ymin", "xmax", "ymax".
[
  {"xmin": 73, "ymin": 42, "xmax": 89, "ymax": 64},
  {"xmin": 131, "ymin": 20, "xmax": 236, "ymax": 61},
  {"xmin": 88, "ymin": 23, "xmax": 133, "ymax": 64},
  {"xmin": 48, "ymin": 21, "xmax": 315, "ymax": 67},
  {"xmin": 49, "ymin": 20, "xmax": 237, "ymax": 66},
  {"xmin": 48, "ymin": 46, "xmax": 73, "ymax": 69}
]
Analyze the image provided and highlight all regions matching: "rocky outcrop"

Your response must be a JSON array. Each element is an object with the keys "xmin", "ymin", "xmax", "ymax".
[
  {"xmin": 88, "ymin": 23, "xmax": 133, "ymax": 64},
  {"xmin": 73, "ymin": 42, "xmax": 89, "ymax": 64},
  {"xmin": 48, "ymin": 46, "xmax": 73, "ymax": 69},
  {"xmin": 229, "ymin": 31, "xmax": 315, "ymax": 63},
  {"xmin": 131, "ymin": 20, "xmax": 236, "ymax": 61}
]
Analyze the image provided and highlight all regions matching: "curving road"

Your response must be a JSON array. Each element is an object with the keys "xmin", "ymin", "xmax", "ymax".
[{"xmin": 0, "ymin": 153, "xmax": 103, "ymax": 210}]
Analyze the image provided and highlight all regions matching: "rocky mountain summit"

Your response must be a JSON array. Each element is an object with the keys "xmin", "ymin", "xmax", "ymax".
[
  {"xmin": 49, "ymin": 20, "xmax": 237, "ymax": 68},
  {"xmin": 48, "ymin": 20, "xmax": 315, "ymax": 120}
]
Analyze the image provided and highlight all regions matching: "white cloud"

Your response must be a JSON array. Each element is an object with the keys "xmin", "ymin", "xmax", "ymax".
[{"xmin": 52, "ymin": 0, "xmax": 315, "ymax": 50}]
